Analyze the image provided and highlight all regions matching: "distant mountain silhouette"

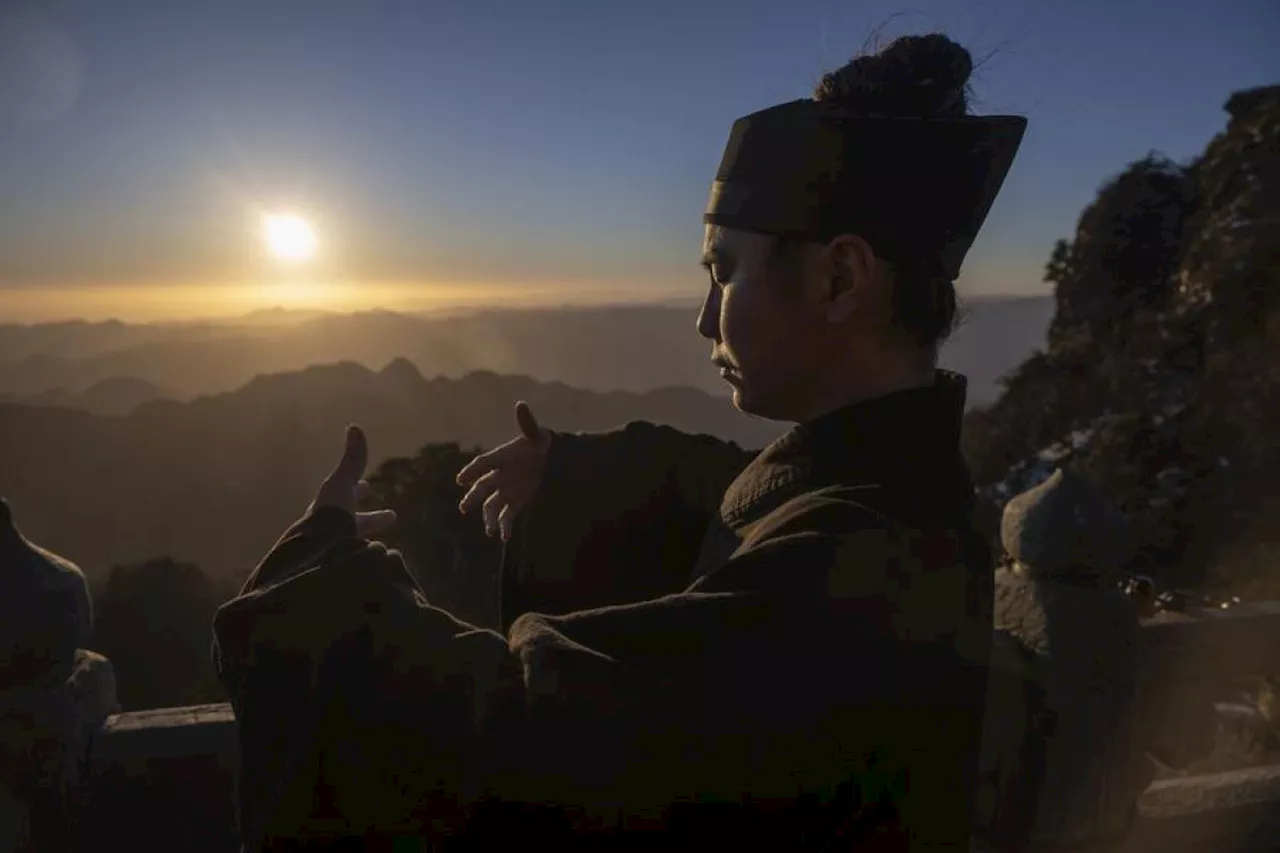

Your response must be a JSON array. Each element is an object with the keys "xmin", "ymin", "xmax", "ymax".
[
  {"xmin": 0, "ymin": 376, "xmax": 176, "ymax": 416},
  {"xmin": 230, "ymin": 306, "xmax": 335, "ymax": 326},
  {"xmin": 945, "ymin": 296, "xmax": 1054, "ymax": 397},
  {"xmin": 0, "ymin": 360, "xmax": 785, "ymax": 581},
  {"xmin": 0, "ymin": 318, "xmax": 231, "ymax": 362},
  {"xmin": 0, "ymin": 297, "xmax": 1051, "ymax": 409}
]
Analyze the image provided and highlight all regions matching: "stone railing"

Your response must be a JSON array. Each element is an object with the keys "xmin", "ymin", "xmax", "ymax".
[
  {"xmin": 1119, "ymin": 600, "xmax": 1280, "ymax": 852},
  {"xmin": 44, "ymin": 601, "xmax": 1280, "ymax": 853},
  {"xmin": 76, "ymin": 703, "xmax": 239, "ymax": 853}
]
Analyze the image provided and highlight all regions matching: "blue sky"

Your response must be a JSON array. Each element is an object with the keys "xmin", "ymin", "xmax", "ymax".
[{"xmin": 0, "ymin": 0, "xmax": 1276, "ymax": 320}]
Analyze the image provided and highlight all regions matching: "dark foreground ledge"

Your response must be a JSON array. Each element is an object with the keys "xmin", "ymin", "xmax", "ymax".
[
  {"xmin": 79, "ymin": 703, "xmax": 240, "ymax": 853},
  {"xmin": 1122, "ymin": 763, "xmax": 1280, "ymax": 853},
  {"xmin": 75, "ymin": 701, "xmax": 1280, "ymax": 853}
]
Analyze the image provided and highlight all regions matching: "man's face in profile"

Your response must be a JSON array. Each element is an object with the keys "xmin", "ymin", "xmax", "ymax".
[{"xmin": 698, "ymin": 224, "xmax": 854, "ymax": 422}]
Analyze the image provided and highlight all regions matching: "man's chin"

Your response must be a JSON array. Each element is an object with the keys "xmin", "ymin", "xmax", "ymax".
[
  {"xmin": 729, "ymin": 385, "xmax": 763, "ymax": 417},
  {"xmin": 728, "ymin": 382, "xmax": 792, "ymax": 422}
]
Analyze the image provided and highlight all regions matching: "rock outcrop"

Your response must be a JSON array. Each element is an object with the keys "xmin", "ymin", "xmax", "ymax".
[
  {"xmin": 963, "ymin": 84, "xmax": 1280, "ymax": 597},
  {"xmin": 0, "ymin": 498, "xmax": 119, "ymax": 853}
]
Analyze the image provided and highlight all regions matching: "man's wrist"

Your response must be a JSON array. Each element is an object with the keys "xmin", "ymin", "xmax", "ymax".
[{"xmin": 301, "ymin": 504, "xmax": 360, "ymax": 537}]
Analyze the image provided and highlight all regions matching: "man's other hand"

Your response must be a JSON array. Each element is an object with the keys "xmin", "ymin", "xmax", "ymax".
[
  {"xmin": 307, "ymin": 424, "xmax": 398, "ymax": 538},
  {"xmin": 456, "ymin": 400, "xmax": 550, "ymax": 542}
]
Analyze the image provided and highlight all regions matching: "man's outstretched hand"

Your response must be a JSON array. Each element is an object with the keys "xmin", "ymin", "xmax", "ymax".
[
  {"xmin": 306, "ymin": 424, "xmax": 398, "ymax": 538},
  {"xmin": 456, "ymin": 400, "xmax": 550, "ymax": 542}
]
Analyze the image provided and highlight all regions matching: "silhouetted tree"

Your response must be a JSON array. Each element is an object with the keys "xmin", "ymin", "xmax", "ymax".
[
  {"xmin": 1043, "ymin": 239, "xmax": 1074, "ymax": 291},
  {"xmin": 365, "ymin": 442, "xmax": 503, "ymax": 629},
  {"xmin": 91, "ymin": 557, "xmax": 222, "ymax": 710},
  {"xmin": 1048, "ymin": 152, "xmax": 1190, "ymax": 356}
]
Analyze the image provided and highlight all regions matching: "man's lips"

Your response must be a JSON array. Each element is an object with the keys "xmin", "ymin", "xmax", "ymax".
[{"xmin": 713, "ymin": 361, "xmax": 741, "ymax": 382}]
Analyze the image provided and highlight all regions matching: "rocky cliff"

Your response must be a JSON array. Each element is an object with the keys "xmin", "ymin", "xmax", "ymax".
[{"xmin": 963, "ymin": 84, "xmax": 1280, "ymax": 596}]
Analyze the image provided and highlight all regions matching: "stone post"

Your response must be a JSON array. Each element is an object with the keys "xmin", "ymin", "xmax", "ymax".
[
  {"xmin": 975, "ymin": 468, "xmax": 1210, "ymax": 851},
  {"xmin": 0, "ymin": 499, "xmax": 120, "ymax": 853}
]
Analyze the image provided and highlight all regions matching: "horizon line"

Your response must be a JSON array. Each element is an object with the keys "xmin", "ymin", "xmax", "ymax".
[{"xmin": 0, "ymin": 290, "xmax": 1056, "ymax": 328}]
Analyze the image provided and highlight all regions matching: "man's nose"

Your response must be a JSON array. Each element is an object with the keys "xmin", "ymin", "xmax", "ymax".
[{"xmin": 696, "ymin": 283, "xmax": 720, "ymax": 342}]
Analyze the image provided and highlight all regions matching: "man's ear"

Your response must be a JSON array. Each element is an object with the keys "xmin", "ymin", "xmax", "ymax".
[{"xmin": 823, "ymin": 234, "xmax": 876, "ymax": 323}]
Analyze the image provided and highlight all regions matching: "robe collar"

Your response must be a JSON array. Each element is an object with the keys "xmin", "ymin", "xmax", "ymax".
[{"xmin": 721, "ymin": 370, "xmax": 970, "ymax": 522}]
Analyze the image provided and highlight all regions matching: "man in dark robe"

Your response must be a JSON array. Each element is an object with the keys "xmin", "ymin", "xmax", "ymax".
[
  {"xmin": 213, "ymin": 33, "xmax": 1027, "ymax": 852},
  {"xmin": 217, "ymin": 381, "xmax": 991, "ymax": 852}
]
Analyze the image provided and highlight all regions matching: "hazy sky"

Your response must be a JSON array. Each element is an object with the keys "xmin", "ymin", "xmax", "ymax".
[{"xmin": 1, "ymin": 0, "xmax": 1276, "ymax": 321}]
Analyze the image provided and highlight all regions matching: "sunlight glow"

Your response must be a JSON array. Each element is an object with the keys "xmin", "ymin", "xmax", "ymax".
[
  {"xmin": 0, "ymin": 278, "xmax": 727, "ymax": 323},
  {"xmin": 258, "ymin": 282, "xmax": 342, "ymax": 308},
  {"xmin": 262, "ymin": 213, "xmax": 317, "ymax": 261}
]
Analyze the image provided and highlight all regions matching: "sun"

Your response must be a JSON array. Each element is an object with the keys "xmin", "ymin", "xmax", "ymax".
[{"xmin": 262, "ymin": 213, "xmax": 318, "ymax": 261}]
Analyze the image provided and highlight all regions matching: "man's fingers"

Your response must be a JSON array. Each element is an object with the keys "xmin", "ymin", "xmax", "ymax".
[
  {"xmin": 515, "ymin": 400, "xmax": 541, "ymax": 441},
  {"xmin": 355, "ymin": 509, "xmax": 397, "ymax": 538},
  {"xmin": 458, "ymin": 469, "xmax": 500, "ymax": 515},
  {"xmin": 482, "ymin": 489, "xmax": 504, "ymax": 537},
  {"xmin": 457, "ymin": 404, "xmax": 539, "ymax": 489},
  {"xmin": 456, "ymin": 447, "xmax": 501, "ymax": 487},
  {"xmin": 498, "ymin": 504, "xmax": 516, "ymax": 543},
  {"xmin": 330, "ymin": 424, "xmax": 369, "ymax": 487},
  {"xmin": 354, "ymin": 480, "xmax": 371, "ymax": 503}
]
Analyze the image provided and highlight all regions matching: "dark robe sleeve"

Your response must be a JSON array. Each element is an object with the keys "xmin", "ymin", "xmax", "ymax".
[
  {"xmin": 502, "ymin": 489, "xmax": 993, "ymax": 848},
  {"xmin": 498, "ymin": 421, "xmax": 757, "ymax": 631},
  {"xmin": 213, "ymin": 507, "xmax": 526, "ymax": 848},
  {"xmin": 215, "ymin": 490, "xmax": 990, "ymax": 850}
]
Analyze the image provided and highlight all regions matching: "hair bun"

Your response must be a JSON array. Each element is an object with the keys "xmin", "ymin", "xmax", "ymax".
[{"xmin": 813, "ymin": 33, "xmax": 973, "ymax": 118}]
